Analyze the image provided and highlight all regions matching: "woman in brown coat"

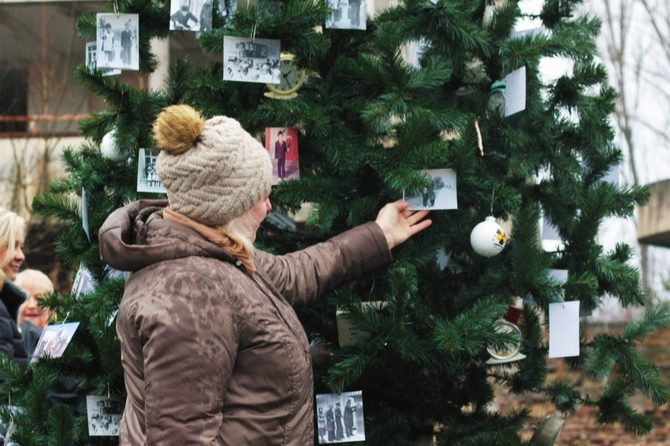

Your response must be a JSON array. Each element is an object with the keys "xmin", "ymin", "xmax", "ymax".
[{"xmin": 99, "ymin": 104, "xmax": 430, "ymax": 445}]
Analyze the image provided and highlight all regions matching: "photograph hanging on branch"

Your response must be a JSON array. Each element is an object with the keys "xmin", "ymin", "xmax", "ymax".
[
  {"xmin": 96, "ymin": 13, "xmax": 139, "ymax": 71},
  {"xmin": 137, "ymin": 148, "xmax": 167, "ymax": 194},
  {"xmin": 0, "ymin": 406, "xmax": 22, "ymax": 446},
  {"xmin": 86, "ymin": 395, "xmax": 124, "ymax": 436},
  {"xmin": 30, "ymin": 322, "xmax": 80, "ymax": 363},
  {"xmin": 315, "ymin": 390, "xmax": 365, "ymax": 444},
  {"xmin": 169, "ymin": 0, "xmax": 207, "ymax": 31},
  {"xmin": 223, "ymin": 36, "xmax": 281, "ymax": 84},
  {"xmin": 85, "ymin": 42, "xmax": 121, "ymax": 76},
  {"xmin": 264, "ymin": 127, "xmax": 300, "ymax": 184},
  {"xmin": 403, "ymin": 168, "xmax": 458, "ymax": 210},
  {"xmin": 325, "ymin": 0, "xmax": 366, "ymax": 30},
  {"xmin": 72, "ymin": 264, "xmax": 97, "ymax": 299},
  {"xmin": 218, "ymin": 0, "xmax": 237, "ymax": 21}
]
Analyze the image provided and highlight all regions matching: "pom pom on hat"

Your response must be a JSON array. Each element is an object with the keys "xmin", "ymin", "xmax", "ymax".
[
  {"xmin": 153, "ymin": 104, "xmax": 272, "ymax": 227},
  {"xmin": 153, "ymin": 105, "xmax": 206, "ymax": 155}
]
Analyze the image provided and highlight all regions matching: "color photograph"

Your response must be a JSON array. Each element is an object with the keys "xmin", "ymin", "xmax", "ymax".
[{"xmin": 264, "ymin": 127, "xmax": 300, "ymax": 184}]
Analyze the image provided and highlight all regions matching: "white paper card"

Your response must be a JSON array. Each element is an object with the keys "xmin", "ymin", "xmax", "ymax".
[
  {"xmin": 548, "ymin": 301, "xmax": 580, "ymax": 358},
  {"xmin": 505, "ymin": 66, "xmax": 526, "ymax": 117},
  {"xmin": 82, "ymin": 188, "xmax": 90, "ymax": 242},
  {"xmin": 541, "ymin": 215, "xmax": 564, "ymax": 252},
  {"xmin": 510, "ymin": 26, "xmax": 547, "ymax": 40},
  {"xmin": 86, "ymin": 395, "xmax": 124, "ymax": 436},
  {"xmin": 404, "ymin": 168, "xmax": 457, "ymax": 211},
  {"xmin": 548, "ymin": 269, "xmax": 568, "ymax": 284}
]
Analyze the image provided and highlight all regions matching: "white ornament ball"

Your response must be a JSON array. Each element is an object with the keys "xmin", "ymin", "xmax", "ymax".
[
  {"xmin": 470, "ymin": 216, "xmax": 507, "ymax": 257},
  {"xmin": 100, "ymin": 131, "xmax": 127, "ymax": 163}
]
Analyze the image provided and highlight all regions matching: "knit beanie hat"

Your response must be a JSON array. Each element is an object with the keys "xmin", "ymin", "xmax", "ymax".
[{"xmin": 153, "ymin": 104, "xmax": 272, "ymax": 226}]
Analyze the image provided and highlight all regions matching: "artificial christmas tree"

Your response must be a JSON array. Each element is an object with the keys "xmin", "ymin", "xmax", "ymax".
[{"xmin": 1, "ymin": 0, "xmax": 668, "ymax": 444}]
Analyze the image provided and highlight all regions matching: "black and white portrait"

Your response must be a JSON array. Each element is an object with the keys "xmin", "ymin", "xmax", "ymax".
[
  {"xmin": 170, "ymin": 0, "xmax": 209, "ymax": 31},
  {"xmin": 96, "ymin": 13, "xmax": 139, "ymax": 71},
  {"xmin": 86, "ymin": 42, "xmax": 121, "ymax": 76},
  {"xmin": 325, "ymin": 0, "xmax": 366, "ymax": 30},
  {"xmin": 87, "ymin": 396, "xmax": 124, "ymax": 436},
  {"xmin": 31, "ymin": 322, "xmax": 80, "ymax": 363},
  {"xmin": 0, "ymin": 406, "xmax": 21, "ymax": 446},
  {"xmin": 315, "ymin": 391, "xmax": 365, "ymax": 444},
  {"xmin": 223, "ymin": 36, "xmax": 281, "ymax": 84},
  {"xmin": 72, "ymin": 264, "xmax": 97, "ymax": 299},
  {"xmin": 404, "ymin": 168, "xmax": 458, "ymax": 210},
  {"xmin": 218, "ymin": 0, "xmax": 237, "ymax": 22},
  {"xmin": 137, "ymin": 149, "xmax": 167, "ymax": 194}
]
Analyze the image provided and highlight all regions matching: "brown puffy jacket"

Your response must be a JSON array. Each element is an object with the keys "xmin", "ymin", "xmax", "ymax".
[{"xmin": 98, "ymin": 200, "xmax": 391, "ymax": 445}]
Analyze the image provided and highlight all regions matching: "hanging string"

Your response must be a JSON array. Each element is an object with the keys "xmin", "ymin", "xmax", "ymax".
[
  {"xmin": 247, "ymin": 0, "xmax": 257, "ymax": 42},
  {"xmin": 474, "ymin": 119, "xmax": 484, "ymax": 156},
  {"xmin": 490, "ymin": 184, "xmax": 496, "ymax": 215}
]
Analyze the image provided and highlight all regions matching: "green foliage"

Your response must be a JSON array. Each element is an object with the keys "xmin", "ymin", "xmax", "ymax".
[{"xmin": 4, "ymin": 0, "xmax": 668, "ymax": 444}]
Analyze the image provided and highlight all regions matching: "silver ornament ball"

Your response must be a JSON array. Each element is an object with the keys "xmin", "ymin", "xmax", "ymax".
[{"xmin": 100, "ymin": 131, "xmax": 128, "ymax": 163}]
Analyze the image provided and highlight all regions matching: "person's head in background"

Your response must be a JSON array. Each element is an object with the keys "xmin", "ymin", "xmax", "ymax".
[
  {"xmin": 15, "ymin": 269, "xmax": 54, "ymax": 329},
  {"xmin": 0, "ymin": 207, "xmax": 26, "ymax": 283}
]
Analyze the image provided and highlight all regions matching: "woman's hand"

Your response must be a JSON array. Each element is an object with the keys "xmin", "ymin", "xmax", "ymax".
[{"xmin": 375, "ymin": 200, "xmax": 432, "ymax": 249}]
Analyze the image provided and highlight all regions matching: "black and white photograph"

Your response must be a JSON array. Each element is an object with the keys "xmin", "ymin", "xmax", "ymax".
[
  {"xmin": 404, "ymin": 168, "xmax": 457, "ymax": 210},
  {"xmin": 96, "ymin": 13, "xmax": 139, "ymax": 71},
  {"xmin": 0, "ymin": 406, "xmax": 22, "ymax": 446},
  {"xmin": 72, "ymin": 264, "xmax": 97, "ymax": 299},
  {"xmin": 316, "ymin": 391, "xmax": 365, "ymax": 444},
  {"xmin": 137, "ymin": 148, "xmax": 167, "ymax": 194},
  {"xmin": 85, "ymin": 42, "xmax": 121, "ymax": 76},
  {"xmin": 223, "ymin": 36, "xmax": 281, "ymax": 84},
  {"xmin": 169, "ymin": 0, "xmax": 210, "ymax": 31},
  {"xmin": 86, "ymin": 395, "xmax": 124, "ymax": 436},
  {"xmin": 325, "ymin": 0, "xmax": 366, "ymax": 30},
  {"xmin": 31, "ymin": 322, "xmax": 80, "ymax": 363},
  {"xmin": 218, "ymin": 0, "xmax": 237, "ymax": 21}
]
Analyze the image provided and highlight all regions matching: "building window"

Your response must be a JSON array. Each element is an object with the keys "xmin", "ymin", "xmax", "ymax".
[{"xmin": 0, "ymin": 66, "xmax": 28, "ymax": 133}]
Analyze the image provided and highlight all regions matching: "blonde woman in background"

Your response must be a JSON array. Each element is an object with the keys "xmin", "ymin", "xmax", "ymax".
[
  {"xmin": 15, "ymin": 269, "xmax": 54, "ymax": 357},
  {"xmin": 16, "ymin": 269, "xmax": 53, "ymax": 330},
  {"xmin": 0, "ymin": 207, "xmax": 29, "ymax": 369}
]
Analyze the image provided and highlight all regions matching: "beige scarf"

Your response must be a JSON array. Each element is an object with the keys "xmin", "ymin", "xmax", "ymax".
[{"xmin": 163, "ymin": 207, "xmax": 256, "ymax": 274}]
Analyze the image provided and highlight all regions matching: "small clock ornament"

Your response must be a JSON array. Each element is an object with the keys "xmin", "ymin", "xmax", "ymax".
[
  {"xmin": 265, "ymin": 53, "xmax": 306, "ymax": 100},
  {"xmin": 470, "ymin": 216, "xmax": 507, "ymax": 257},
  {"xmin": 486, "ymin": 305, "xmax": 525, "ymax": 364},
  {"xmin": 100, "ymin": 130, "xmax": 128, "ymax": 163}
]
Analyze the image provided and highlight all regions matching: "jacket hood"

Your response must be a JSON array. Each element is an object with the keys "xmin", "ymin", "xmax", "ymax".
[
  {"xmin": 99, "ymin": 200, "xmax": 236, "ymax": 272},
  {"xmin": 0, "ymin": 280, "xmax": 27, "ymax": 321}
]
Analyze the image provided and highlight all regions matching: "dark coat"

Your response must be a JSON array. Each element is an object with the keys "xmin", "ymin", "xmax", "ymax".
[
  {"xmin": 99, "ymin": 200, "xmax": 392, "ymax": 446},
  {"xmin": 0, "ymin": 281, "xmax": 29, "ymax": 369},
  {"xmin": 274, "ymin": 140, "xmax": 289, "ymax": 159}
]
